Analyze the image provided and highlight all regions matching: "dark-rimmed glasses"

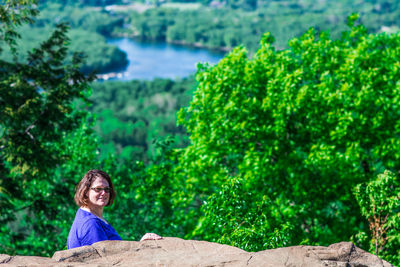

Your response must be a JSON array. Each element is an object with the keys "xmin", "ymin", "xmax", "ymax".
[{"xmin": 91, "ymin": 187, "xmax": 111, "ymax": 193}]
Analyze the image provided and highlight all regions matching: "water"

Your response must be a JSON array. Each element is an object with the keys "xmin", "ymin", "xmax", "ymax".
[{"xmin": 105, "ymin": 38, "xmax": 226, "ymax": 81}]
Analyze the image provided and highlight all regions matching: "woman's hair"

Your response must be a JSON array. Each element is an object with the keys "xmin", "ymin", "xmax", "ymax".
[{"xmin": 74, "ymin": 169, "xmax": 116, "ymax": 207}]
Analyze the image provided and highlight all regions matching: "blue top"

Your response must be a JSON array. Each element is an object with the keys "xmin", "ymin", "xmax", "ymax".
[{"xmin": 67, "ymin": 208, "xmax": 122, "ymax": 249}]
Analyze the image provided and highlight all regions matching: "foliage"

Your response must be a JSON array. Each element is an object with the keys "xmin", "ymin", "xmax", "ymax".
[
  {"xmin": 1, "ymin": 2, "xmax": 128, "ymax": 74},
  {"xmin": 123, "ymin": 0, "xmax": 400, "ymax": 52},
  {"xmin": 35, "ymin": 3, "xmax": 129, "ymax": 73},
  {"xmin": 176, "ymin": 14, "xmax": 400, "ymax": 254},
  {"xmin": 106, "ymin": 138, "xmax": 192, "ymax": 241},
  {"xmin": 354, "ymin": 170, "xmax": 400, "ymax": 265},
  {"xmin": 90, "ymin": 77, "xmax": 196, "ymax": 162},
  {"xmin": 0, "ymin": 20, "xmax": 93, "ymax": 184},
  {"xmin": 128, "ymin": 7, "xmax": 286, "ymax": 50},
  {"xmin": 0, "ymin": 0, "xmax": 39, "ymax": 54},
  {"xmin": 40, "ymin": 0, "xmax": 125, "ymax": 6},
  {"xmin": 0, "ymin": 0, "xmax": 98, "ymax": 255},
  {"xmin": 0, "ymin": 25, "xmax": 127, "ymax": 74},
  {"xmin": 37, "ymin": 3, "xmax": 125, "ymax": 36},
  {"xmin": 11, "ymin": 0, "xmax": 400, "ymax": 74},
  {"xmin": 198, "ymin": 177, "xmax": 295, "ymax": 251}
]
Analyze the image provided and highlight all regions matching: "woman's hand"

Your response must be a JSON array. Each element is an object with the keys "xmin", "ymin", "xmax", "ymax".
[{"xmin": 140, "ymin": 233, "xmax": 162, "ymax": 241}]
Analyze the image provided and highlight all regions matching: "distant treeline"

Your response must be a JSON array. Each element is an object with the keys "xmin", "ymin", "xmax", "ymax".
[
  {"xmin": 6, "ymin": 1, "xmax": 399, "ymax": 73},
  {"xmin": 0, "ymin": 3, "xmax": 128, "ymax": 74},
  {"xmin": 41, "ymin": 0, "xmax": 257, "ymax": 10},
  {"xmin": 122, "ymin": 0, "xmax": 400, "ymax": 51},
  {"xmin": 39, "ymin": 0, "xmax": 125, "ymax": 6}
]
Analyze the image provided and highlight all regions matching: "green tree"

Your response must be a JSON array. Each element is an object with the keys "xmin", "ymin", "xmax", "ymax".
[
  {"xmin": 108, "ymin": 138, "xmax": 189, "ymax": 240},
  {"xmin": 0, "ymin": 0, "xmax": 38, "ymax": 55},
  {"xmin": 0, "ymin": 0, "xmax": 96, "ymax": 255},
  {"xmin": 198, "ymin": 177, "xmax": 294, "ymax": 251},
  {"xmin": 177, "ymin": 14, "xmax": 400, "ymax": 256},
  {"xmin": 354, "ymin": 170, "xmax": 400, "ymax": 265}
]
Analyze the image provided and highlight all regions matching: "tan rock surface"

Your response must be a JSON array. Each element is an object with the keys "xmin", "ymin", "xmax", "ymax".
[{"xmin": 0, "ymin": 237, "xmax": 393, "ymax": 266}]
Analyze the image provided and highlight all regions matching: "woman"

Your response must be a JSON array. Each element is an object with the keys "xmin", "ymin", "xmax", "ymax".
[{"xmin": 67, "ymin": 169, "xmax": 161, "ymax": 249}]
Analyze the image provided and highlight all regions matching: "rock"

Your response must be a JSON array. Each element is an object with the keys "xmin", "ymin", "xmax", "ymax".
[{"xmin": 0, "ymin": 237, "xmax": 393, "ymax": 266}]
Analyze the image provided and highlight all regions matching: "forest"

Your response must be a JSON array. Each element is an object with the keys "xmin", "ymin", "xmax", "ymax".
[{"xmin": 1, "ymin": 0, "xmax": 400, "ymax": 266}]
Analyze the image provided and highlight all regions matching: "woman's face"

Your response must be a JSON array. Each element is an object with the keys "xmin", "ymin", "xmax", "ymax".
[{"xmin": 86, "ymin": 176, "xmax": 110, "ymax": 208}]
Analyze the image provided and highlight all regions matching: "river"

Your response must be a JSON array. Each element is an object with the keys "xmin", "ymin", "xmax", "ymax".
[{"xmin": 102, "ymin": 38, "xmax": 226, "ymax": 81}]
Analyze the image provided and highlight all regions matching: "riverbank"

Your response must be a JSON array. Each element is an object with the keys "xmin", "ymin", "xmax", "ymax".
[
  {"xmin": 113, "ymin": 31, "xmax": 231, "ymax": 54},
  {"xmin": 168, "ymin": 40, "xmax": 232, "ymax": 53},
  {"xmin": 103, "ymin": 2, "xmax": 202, "ymax": 13}
]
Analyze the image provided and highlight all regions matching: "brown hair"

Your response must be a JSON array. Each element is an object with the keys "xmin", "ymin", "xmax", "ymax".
[{"xmin": 74, "ymin": 170, "xmax": 116, "ymax": 207}]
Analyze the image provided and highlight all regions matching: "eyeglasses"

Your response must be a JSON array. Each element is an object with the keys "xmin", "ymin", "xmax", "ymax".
[{"xmin": 91, "ymin": 187, "xmax": 111, "ymax": 193}]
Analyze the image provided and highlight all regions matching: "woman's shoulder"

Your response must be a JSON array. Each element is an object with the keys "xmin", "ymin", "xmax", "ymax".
[
  {"xmin": 79, "ymin": 208, "xmax": 109, "ymax": 224},
  {"xmin": 75, "ymin": 208, "xmax": 95, "ymax": 219},
  {"xmin": 81, "ymin": 217, "xmax": 103, "ymax": 228},
  {"xmin": 74, "ymin": 209, "xmax": 100, "ymax": 225}
]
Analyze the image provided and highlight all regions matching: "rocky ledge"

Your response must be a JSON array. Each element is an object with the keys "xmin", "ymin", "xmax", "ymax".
[{"xmin": 0, "ymin": 237, "xmax": 393, "ymax": 266}]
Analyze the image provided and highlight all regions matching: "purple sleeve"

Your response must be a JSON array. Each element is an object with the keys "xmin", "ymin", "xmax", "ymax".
[{"xmin": 80, "ymin": 219, "xmax": 108, "ymax": 246}]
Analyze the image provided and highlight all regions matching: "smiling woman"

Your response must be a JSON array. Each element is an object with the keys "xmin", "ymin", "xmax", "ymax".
[{"xmin": 67, "ymin": 170, "xmax": 162, "ymax": 249}]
